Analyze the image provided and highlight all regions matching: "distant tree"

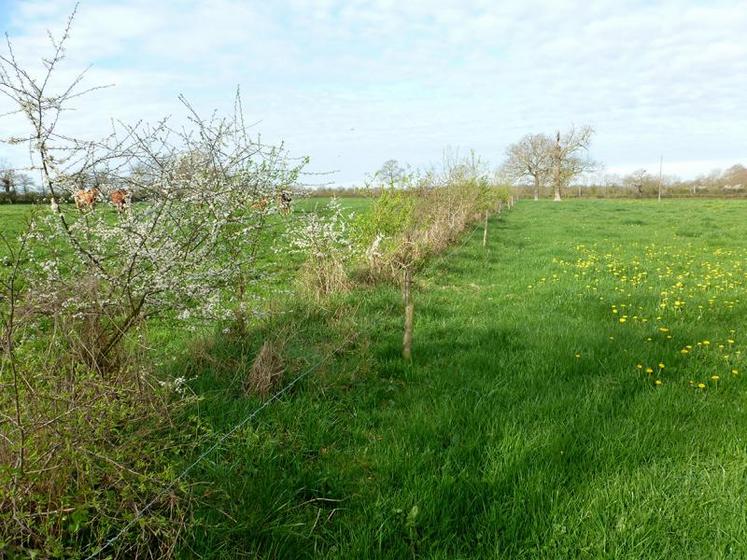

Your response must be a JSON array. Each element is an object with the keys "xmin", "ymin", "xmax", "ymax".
[
  {"xmin": 624, "ymin": 169, "xmax": 649, "ymax": 195},
  {"xmin": 722, "ymin": 164, "xmax": 747, "ymax": 188},
  {"xmin": 375, "ymin": 159, "xmax": 412, "ymax": 189},
  {"xmin": 0, "ymin": 161, "xmax": 34, "ymax": 201},
  {"xmin": 550, "ymin": 125, "xmax": 595, "ymax": 201},
  {"xmin": 501, "ymin": 134, "xmax": 553, "ymax": 200}
]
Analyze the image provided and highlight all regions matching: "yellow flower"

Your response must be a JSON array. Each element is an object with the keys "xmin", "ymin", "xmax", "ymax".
[
  {"xmin": 728, "ymin": 339, "xmax": 735, "ymax": 344},
  {"xmin": 680, "ymin": 348, "xmax": 689, "ymax": 354},
  {"xmin": 636, "ymin": 364, "xmax": 643, "ymax": 369},
  {"xmin": 575, "ymin": 353, "xmax": 581, "ymax": 358},
  {"xmin": 619, "ymin": 317, "xmax": 626, "ymax": 323},
  {"xmin": 697, "ymin": 383, "xmax": 706, "ymax": 389},
  {"xmin": 703, "ymin": 340, "xmax": 711, "ymax": 346},
  {"xmin": 658, "ymin": 363, "xmax": 665, "ymax": 369},
  {"xmin": 655, "ymin": 380, "xmax": 663, "ymax": 385},
  {"xmin": 711, "ymin": 375, "xmax": 720, "ymax": 381},
  {"xmin": 732, "ymin": 369, "xmax": 739, "ymax": 375},
  {"xmin": 659, "ymin": 327, "xmax": 669, "ymax": 333},
  {"xmin": 645, "ymin": 367, "xmax": 654, "ymax": 374}
]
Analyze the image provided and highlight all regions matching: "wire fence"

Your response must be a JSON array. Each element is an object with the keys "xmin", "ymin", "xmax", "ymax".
[
  {"xmin": 83, "ymin": 337, "xmax": 352, "ymax": 560},
  {"xmin": 84, "ymin": 201, "xmax": 515, "ymax": 558}
]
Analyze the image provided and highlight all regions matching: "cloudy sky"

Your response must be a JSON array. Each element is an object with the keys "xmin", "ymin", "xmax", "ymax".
[{"xmin": 0, "ymin": 0, "xmax": 745, "ymax": 184}]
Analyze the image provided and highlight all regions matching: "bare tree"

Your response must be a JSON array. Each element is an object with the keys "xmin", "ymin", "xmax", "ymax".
[
  {"xmin": 0, "ymin": 162, "xmax": 35, "ymax": 200},
  {"xmin": 0, "ymin": 160, "xmax": 33, "ymax": 201},
  {"xmin": 501, "ymin": 134, "xmax": 553, "ymax": 200},
  {"xmin": 374, "ymin": 159, "xmax": 412, "ymax": 189},
  {"xmin": 624, "ymin": 169, "xmax": 649, "ymax": 196},
  {"xmin": 550, "ymin": 125, "xmax": 595, "ymax": 201}
]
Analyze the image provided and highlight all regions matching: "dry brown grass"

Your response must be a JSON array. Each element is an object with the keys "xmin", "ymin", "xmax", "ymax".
[
  {"xmin": 244, "ymin": 339, "xmax": 286, "ymax": 397},
  {"xmin": 297, "ymin": 257, "xmax": 351, "ymax": 301}
]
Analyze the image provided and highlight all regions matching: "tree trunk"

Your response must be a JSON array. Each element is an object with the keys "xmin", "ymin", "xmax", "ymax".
[
  {"xmin": 402, "ymin": 268, "xmax": 413, "ymax": 361},
  {"xmin": 553, "ymin": 131, "xmax": 562, "ymax": 201},
  {"xmin": 533, "ymin": 176, "xmax": 540, "ymax": 201},
  {"xmin": 482, "ymin": 210, "xmax": 488, "ymax": 247}
]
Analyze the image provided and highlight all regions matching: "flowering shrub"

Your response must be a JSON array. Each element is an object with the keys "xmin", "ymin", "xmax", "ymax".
[
  {"xmin": 288, "ymin": 198, "xmax": 358, "ymax": 298},
  {"xmin": 0, "ymin": 11, "xmax": 306, "ymax": 556}
]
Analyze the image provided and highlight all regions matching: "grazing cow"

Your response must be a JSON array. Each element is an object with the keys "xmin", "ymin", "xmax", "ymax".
[
  {"xmin": 73, "ymin": 188, "xmax": 100, "ymax": 212},
  {"xmin": 110, "ymin": 189, "xmax": 130, "ymax": 213},
  {"xmin": 251, "ymin": 196, "xmax": 270, "ymax": 211},
  {"xmin": 276, "ymin": 190, "xmax": 292, "ymax": 215}
]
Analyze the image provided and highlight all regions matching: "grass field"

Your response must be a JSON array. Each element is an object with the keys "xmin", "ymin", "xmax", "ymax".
[
  {"xmin": 4, "ymin": 199, "xmax": 747, "ymax": 558},
  {"xmin": 169, "ymin": 199, "xmax": 747, "ymax": 559}
]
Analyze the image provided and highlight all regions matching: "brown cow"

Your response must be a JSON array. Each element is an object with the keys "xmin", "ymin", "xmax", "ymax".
[
  {"xmin": 276, "ymin": 190, "xmax": 292, "ymax": 215},
  {"xmin": 110, "ymin": 189, "xmax": 130, "ymax": 213},
  {"xmin": 251, "ymin": 196, "xmax": 270, "ymax": 211},
  {"xmin": 73, "ymin": 188, "xmax": 100, "ymax": 212}
]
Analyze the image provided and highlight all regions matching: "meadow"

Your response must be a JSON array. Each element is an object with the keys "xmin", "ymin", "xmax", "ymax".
[
  {"xmin": 3, "ymin": 198, "xmax": 747, "ymax": 558},
  {"xmin": 175, "ymin": 198, "xmax": 747, "ymax": 558}
]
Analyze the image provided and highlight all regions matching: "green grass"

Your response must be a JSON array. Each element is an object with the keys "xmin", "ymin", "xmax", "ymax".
[
  {"xmin": 175, "ymin": 199, "xmax": 747, "ymax": 559},
  {"xmin": 5, "ymin": 198, "xmax": 747, "ymax": 558},
  {"xmin": 0, "ymin": 204, "xmax": 34, "ymax": 239}
]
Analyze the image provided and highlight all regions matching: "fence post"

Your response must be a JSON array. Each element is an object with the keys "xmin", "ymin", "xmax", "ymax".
[
  {"xmin": 402, "ymin": 266, "xmax": 413, "ymax": 361},
  {"xmin": 482, "ymin": 209, "xmax": 489, "ymax": 247}
]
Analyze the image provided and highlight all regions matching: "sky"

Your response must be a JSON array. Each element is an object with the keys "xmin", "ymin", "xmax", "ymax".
[{"xmin": 0, "ymin": 0, "xmax": 746, "ymax": 185}]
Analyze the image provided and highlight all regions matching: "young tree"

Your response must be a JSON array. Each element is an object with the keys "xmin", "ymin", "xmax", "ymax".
[
  {"xmin": 550, "ymin": 125, "xmax": 595, "ymax": 201},
  {"xmin": 501, "ymin": 133, "xmax": 553, "ymax": 200}
]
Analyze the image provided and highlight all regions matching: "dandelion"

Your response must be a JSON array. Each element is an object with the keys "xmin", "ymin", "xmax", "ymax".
[
  {"xmin": 703, "ymin": 340, "xmax": 711, "ymax": 346},
  {"xmin": 728, "ymin": 339, "xmax": 735, "ymax": 344},
  {"xmin": 697, "ymin": 383, "xmax": 706, "ymax": 389},
  {"xmin": 732, "ymin": 369, "xmax": 739, "ymax": 375},
  {"xmin": 619, "ymin": 317, "xmax": 626, "ymax": 323},
  {"xmin": 575, "ymin": 353, "xmax": 581, "ymax": 358},
  {"xmin": 711, "ymin": 375, "xmax": 720, "ymax": 381},
  {"xmin": 636, "ymin": 364, "xmax": 643, "ymax": 369},
  {"xmin": 646, "ymin": 367, "xmax": 654, "ymax": 374},
  {"xmin": 655, "ymin": 380, "xmax": 663, "ymax": 385},
  {"xmin": 659, "ymin": 327, "xmax": 669, "ymax": 333},
  {"xmin": 658, "ymin": 363, "xmax": 665, "ymax": 369}
]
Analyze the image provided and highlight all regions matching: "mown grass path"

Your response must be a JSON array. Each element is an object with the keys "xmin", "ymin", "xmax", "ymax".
[{"xmin": 185, "ymin": 200, "xmax": 747, "ymax": 559}]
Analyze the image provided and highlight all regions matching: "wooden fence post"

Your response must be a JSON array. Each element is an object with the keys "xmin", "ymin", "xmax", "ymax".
[
  {"xmin": 482, "ymin": 209, "xmax": 489, "ymax": 247},
  {"xmin": 402, "ymin": 266, "xmax": 413, "ymax": 361}
]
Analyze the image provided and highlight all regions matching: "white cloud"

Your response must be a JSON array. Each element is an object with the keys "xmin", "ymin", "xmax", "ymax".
[{"xmin": 1, "ymin": 0, "xmax": 746, "ymax": 183}]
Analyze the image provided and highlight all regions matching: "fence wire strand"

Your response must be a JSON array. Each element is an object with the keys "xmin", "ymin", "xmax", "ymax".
[
  {"xmin": 84, "ymin": 337, "xmax": 351, "ymax": 560},
  {"xmin": 85, "ymin": 200, "xmax": 515, "ymax": 559}
]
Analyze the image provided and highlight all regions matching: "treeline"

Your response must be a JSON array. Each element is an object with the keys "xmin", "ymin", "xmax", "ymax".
[{"xmin": 306, "ymin": 135, "xmax": 747, "ymax": 201}]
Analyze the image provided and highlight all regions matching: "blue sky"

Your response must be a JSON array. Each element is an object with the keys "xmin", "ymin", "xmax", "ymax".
[{"xmin": 1, "ymin": 0, "xmax": 746, "ymax": 184}]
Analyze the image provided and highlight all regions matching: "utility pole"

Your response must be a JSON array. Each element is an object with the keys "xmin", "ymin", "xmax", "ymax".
[
  {"xmin": 553, "ymin": 131, "xmax": 562, "ymax": 202},
  {"xmin": 658, "ymin": 155, "xmax": 663, "ymax": 202}
]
